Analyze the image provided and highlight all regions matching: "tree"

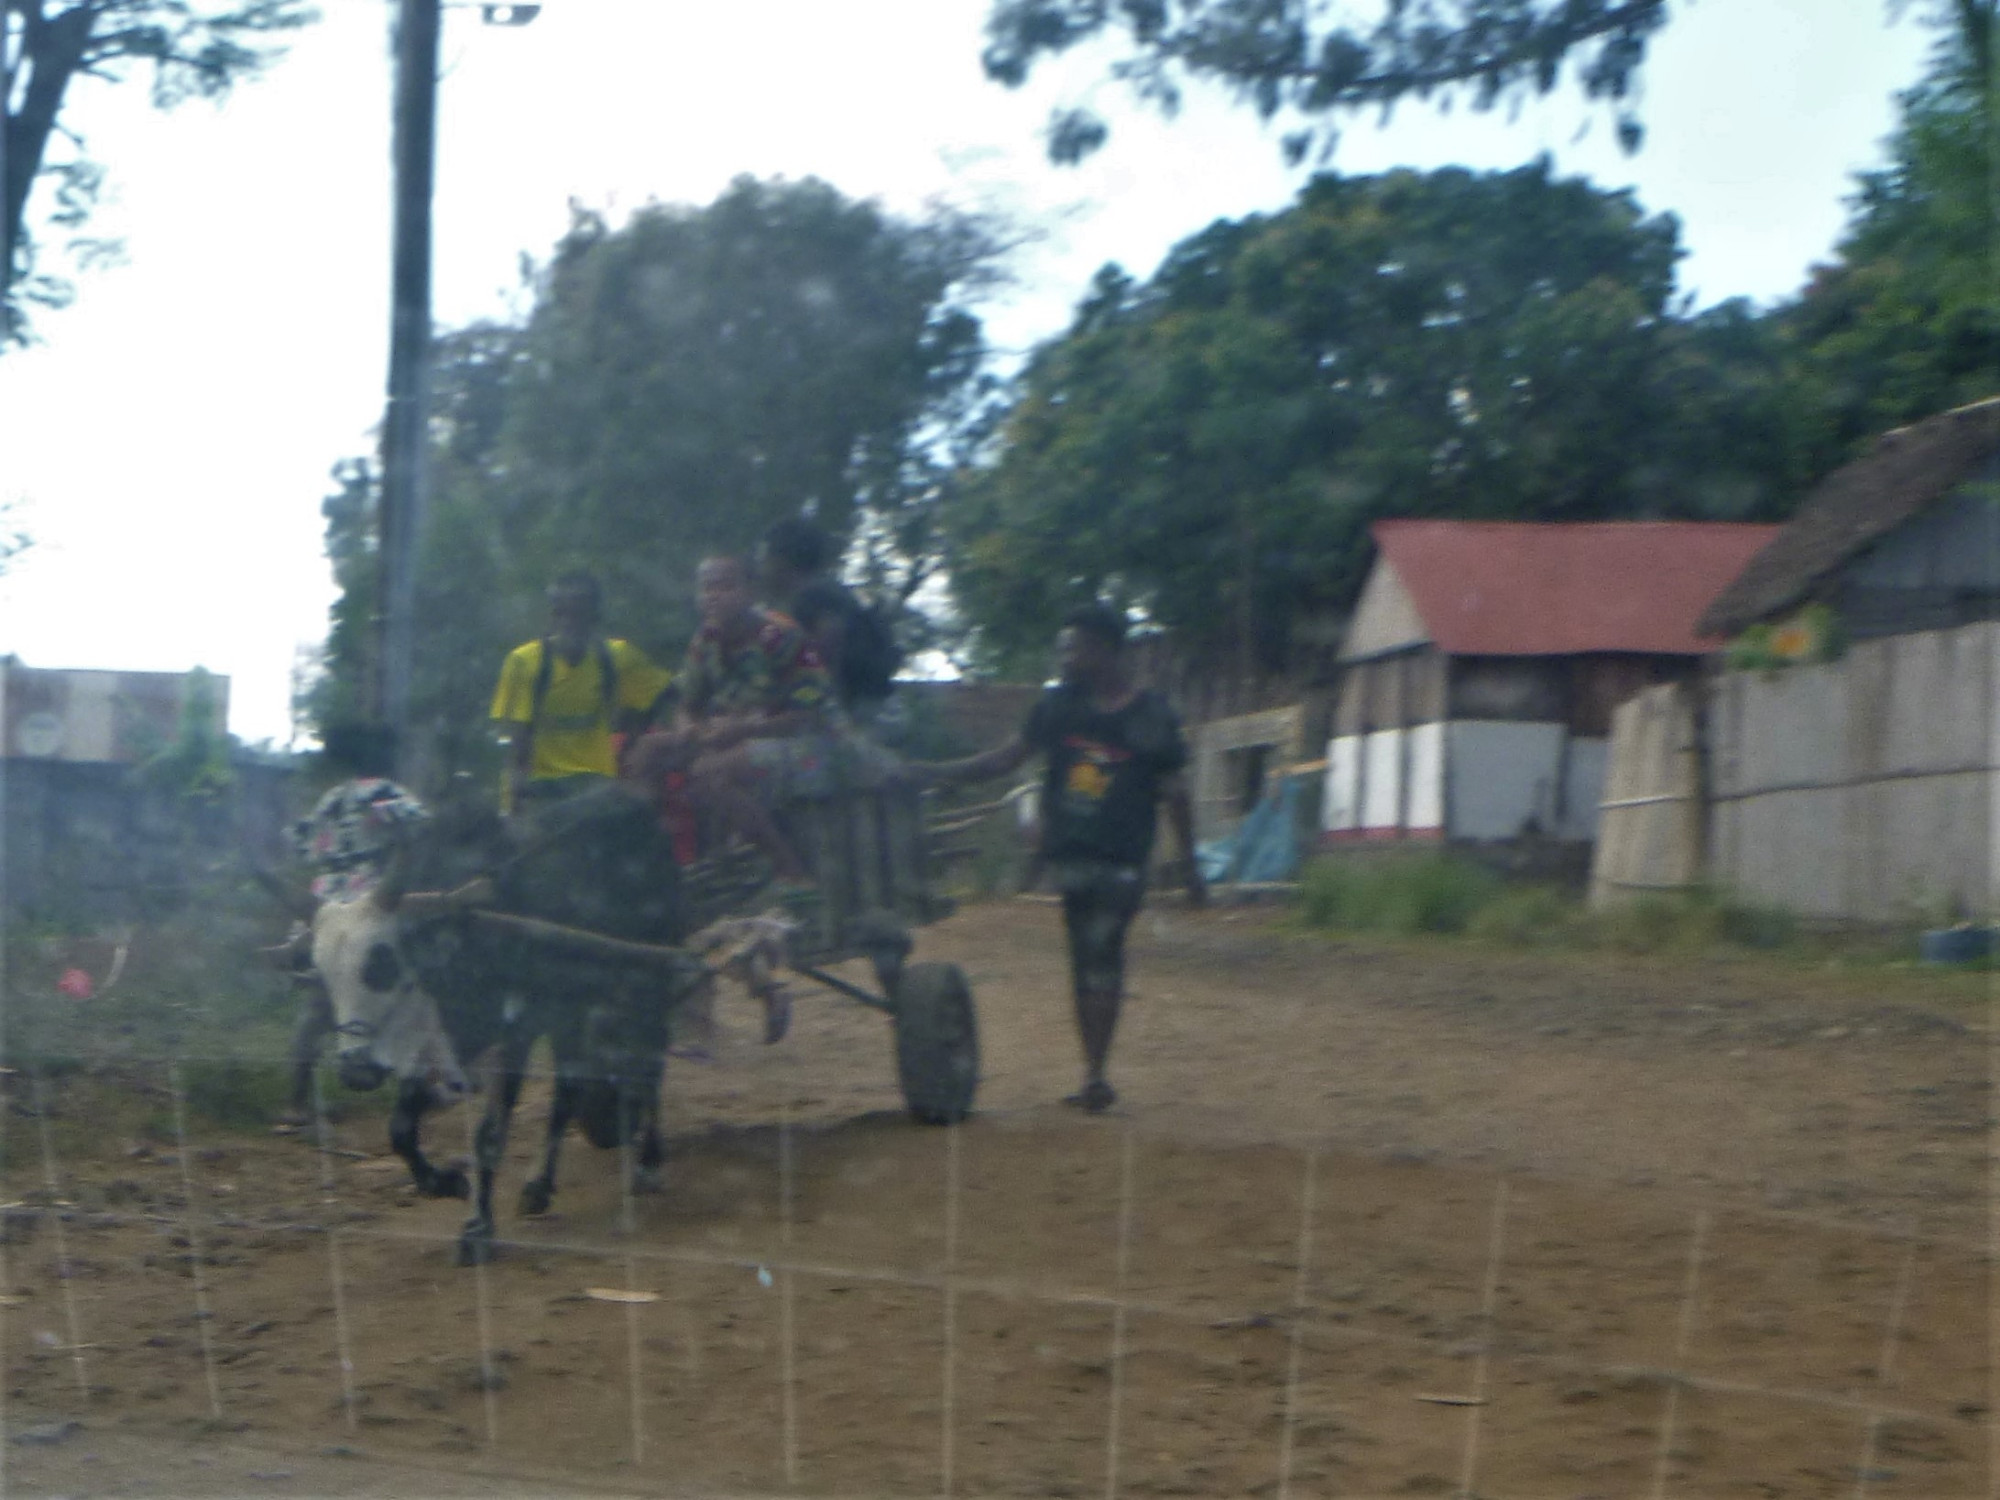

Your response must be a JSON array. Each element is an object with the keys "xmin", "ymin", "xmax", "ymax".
[
  {"xmin": 981, "ymin": 0, "xmax": 1667, "ymax": 165},
  {"xmin": 1777, "ymin": 0, "xmax": 2000, "ymax": 462},
  {"xmin": 944, "ymin": 160, "xmax": 1798, "ymax": 675},
  {"xmin": 311, "ymin": 177, "xmax": 1008, "ymax": 779},
  {"xmin": 2, "ymin": 0, "xmax": 313, "ymax": 344}
]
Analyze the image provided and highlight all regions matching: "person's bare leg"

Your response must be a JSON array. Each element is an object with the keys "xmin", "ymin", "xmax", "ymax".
[
  {"xmin": 690, "ymin": 749, "xmax": 808, "ymax": 880},
  {"xmin": 1060, "ymin": 872, "xmax": 1144, "ymax": 1113}
]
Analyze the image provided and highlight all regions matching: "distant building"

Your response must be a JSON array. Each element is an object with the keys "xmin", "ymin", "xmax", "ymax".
[
  {"xmin": 1324, "ymin": 520, "xmax": 1779, "ymax": 850},
  {"xmin": 1698, "ymin": 395, "xmax": 2000, "ymax": 643},
  {"xmin": 1598, "ymin": 396, "xmax": 2000, "ymax": 921},
  {"xmin": 2, "ymin": 659, "xmax": 228, "ymax": 764},
  {"xmin": 0, "ymin": 660, "xmax": 292, "ymax": 920}
]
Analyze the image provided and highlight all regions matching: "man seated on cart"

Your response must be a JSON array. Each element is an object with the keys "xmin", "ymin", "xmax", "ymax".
[{"xmin": 629, "ymin": 554, "xmax": 848, "ymax": 909}]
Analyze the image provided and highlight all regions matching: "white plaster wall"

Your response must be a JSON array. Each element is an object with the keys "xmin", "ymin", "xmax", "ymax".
[
  {"xmin": 1406, "ymin": 722, "xmax": 1445, "ymax": 832},
  {"xmin": 1362, "ymin": 729, "xmax": 1404, "ymax": 830},
  {"xmin": 1324, "ymin": 735, "xmax": 1362, "ymax": 832}
]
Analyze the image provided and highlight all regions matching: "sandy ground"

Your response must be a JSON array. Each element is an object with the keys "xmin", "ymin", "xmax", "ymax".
[{"xmin": 2, "ymin": 897, "xmax": 1994, "ymax": 1498}]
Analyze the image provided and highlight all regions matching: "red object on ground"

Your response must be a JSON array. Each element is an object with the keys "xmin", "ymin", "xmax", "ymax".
[
  {"xmin": 1370, "ymin": 519, "xmax": 1781, "ymax": 656},
  {"xmin": 57, "ymin": 968, "xmax": 94, "ymax": 1000}
]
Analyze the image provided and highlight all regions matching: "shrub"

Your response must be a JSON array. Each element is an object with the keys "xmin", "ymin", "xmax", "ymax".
[
  {"xmin": 1299, "ymin": 853, "xmax": 1500, "ymax": 937},
  {"xmin": 1467, "ymin": 885, "xmax": 1576, "ymax": 946},
  {"xmin": 1587, "ymin": 886, "xmax": 1800, "ymax": 954}
]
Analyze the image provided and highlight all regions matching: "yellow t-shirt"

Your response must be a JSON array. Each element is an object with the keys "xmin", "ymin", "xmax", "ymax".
[{"xmin": 489, "ymin": 638, "xmax": 673, "ymax": 780}]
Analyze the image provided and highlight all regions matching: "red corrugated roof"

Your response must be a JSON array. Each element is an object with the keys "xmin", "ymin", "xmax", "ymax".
[{"xmin": 1371, "ymin": 519, "xmax": 1782, "ymax": 657}]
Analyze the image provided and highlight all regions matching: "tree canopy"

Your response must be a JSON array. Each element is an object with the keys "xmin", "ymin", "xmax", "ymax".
[
  {"xmin": 943, "ymin": 159, "xmax": 1799, "ymax": 675},
  {"xmin": 1775, "ymin": 0, "xmax": 2000, "ymax": 465},
  {"xmin": 2, "ymin": 0, "xmax": 313, "ymax": 344},
  {"xmin": 982, "ymin": 0, "xmax": 1668, "ymax": 165},
  {"xmin": 308, "ymin": 176, "xmax": 1005, "ymax": 774}
]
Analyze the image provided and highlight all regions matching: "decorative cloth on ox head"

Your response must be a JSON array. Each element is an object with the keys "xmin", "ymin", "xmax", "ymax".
[{"xmin": 310, "ymin": 892, "xmax": 469, "ymax": 1100}]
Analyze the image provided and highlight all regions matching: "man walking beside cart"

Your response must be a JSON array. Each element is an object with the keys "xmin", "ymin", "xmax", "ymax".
[{"xmin": 907, "ymin": 604, "xmax": 1206, "ymax": 1113}]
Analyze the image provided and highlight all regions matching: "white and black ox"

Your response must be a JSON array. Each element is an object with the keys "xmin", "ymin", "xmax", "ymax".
[{"xmin": 312, "ymin": 787, "xmax": 702, "ymax": 1265}]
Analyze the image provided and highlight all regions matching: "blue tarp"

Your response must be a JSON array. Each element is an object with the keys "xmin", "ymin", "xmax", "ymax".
[{"xmin": 1196, "ymin": 772, "xmax": 1303, "ymax": 885}]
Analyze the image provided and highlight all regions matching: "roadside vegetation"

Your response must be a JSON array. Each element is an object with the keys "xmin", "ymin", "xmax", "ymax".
[{"xmin": 1293, "ymin": 852, "xmax": 1961, "ymax": 967}]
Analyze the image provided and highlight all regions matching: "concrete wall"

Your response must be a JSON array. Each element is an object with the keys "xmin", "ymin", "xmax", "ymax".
[
  {"xmin": 2, "ymin": 757, "xmax": 292, "ymax": 922},
  {"xmin": 1190, "ymin": 706, "xmax": 1305, "ymax": 841},
  {"xmin": 1708, "ymin": 621, "xmax": 1999, "ymax": 920},
  {"xmin": 1324, "ymin": 718, "xmax": 1602, "ymax": 843},
  {"xmin": 1447, "ymin": 722, "xmax": 1559, "ymax": 840}
]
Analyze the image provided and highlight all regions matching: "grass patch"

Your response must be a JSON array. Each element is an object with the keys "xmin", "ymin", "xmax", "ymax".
[
  {"xmin": 1299, "ymin": 853, "xmax": 1501, "ymax": 937},
  {"xmin": 1299, "ymin": 855, "xmax": 1815, "ymax": 958}
]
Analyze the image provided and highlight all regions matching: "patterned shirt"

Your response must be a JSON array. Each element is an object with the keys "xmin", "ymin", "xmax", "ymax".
[
  {"xmin": 291, "ymin": 777, "xmax": 431, "ymax": 903},
  {"xmin": 680, "ymin": 608, "xmax": 836, "ymax": 724}
]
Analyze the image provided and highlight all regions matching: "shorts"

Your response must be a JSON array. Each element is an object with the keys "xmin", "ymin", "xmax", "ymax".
[
  {"xmin": 742, "ymin": 731, "xmax": 902, "ymax": 804},
  {"xmin": 743, "ymin": 734, "xmax": 845, "ymax": 804},
  {"xmin": 1050, "ymin": 859, "xmax": 1145, "ymax": 998}
]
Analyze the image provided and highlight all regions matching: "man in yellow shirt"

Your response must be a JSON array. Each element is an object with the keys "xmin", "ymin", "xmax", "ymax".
[{"xmin": 490, "ymin": 571, "xmax": 672, "ymax": 812}]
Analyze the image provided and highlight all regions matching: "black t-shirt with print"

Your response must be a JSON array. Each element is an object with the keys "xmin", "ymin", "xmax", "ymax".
[{"xmin": 1023, "ymin": 685, "xmax": 1189, "ymax": 867}]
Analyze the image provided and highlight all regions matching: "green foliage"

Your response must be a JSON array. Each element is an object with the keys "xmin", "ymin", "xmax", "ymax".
[
  {"xmin": 1298, "ymin": 852, "xmax": 1500, "ymax": 936},
  {"xmin": 4, "ymin": 0, "xmax": 315, "ymax": 344},
  {"xmin": 1587, "ymin": 887, "xmax": 1798, "ymax": 954},
  {"xmin": 1723, "ymin": 602, "xmax": 1845, "ymax": 673},
  {"xmin": 946, "ymin": 161, "xmax": 1799, "ymax": 672},
  {"xmin": 135, "ymin": 666, "xmax": 235, "ymax": 802},
  {"xmin": 1465, "ymin": 885, "xmax": 1579, "ymax": 946},
  {"xmin": 981, "ymin": 0, "xmax": 1668, "ymax": 166},
  {"xmin": 313, "ymin": 178, "xmax": 1006, "ymax": 778},
  {"xmin": 1776, "ymin": 2, "xmax": 2000, "ymax": 462},
  {"xmin": 1299, "ymin": 861, "xmax": 1803, "ymax": 954}
]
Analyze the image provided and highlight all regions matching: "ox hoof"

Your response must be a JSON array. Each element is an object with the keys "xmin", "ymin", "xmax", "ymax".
[
  {"xmin": 632, "ymin": 1164, "xmax": 665, "ymax": 1196},
  {"xmin": 426, "ymin": 1166, "xmax": 471, "ymax": 1201},
  {"xmin": 457, "ymin": 1223, "xmax": 494, "ymax": 1267},
  {"xmin": 519, "ymin": 1180, "xmax": 554, "ymax": 1217}
]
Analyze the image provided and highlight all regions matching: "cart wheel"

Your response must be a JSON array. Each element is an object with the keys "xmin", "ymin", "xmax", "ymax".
[{"xmin": 892, "ymin": 961, "xmax": 979, "ymax": 1125}]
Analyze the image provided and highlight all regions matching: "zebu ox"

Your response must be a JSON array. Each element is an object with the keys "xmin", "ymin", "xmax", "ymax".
[{"xmin": 312, "ymin": 786, "xmax": 701, "ymax": 1265}]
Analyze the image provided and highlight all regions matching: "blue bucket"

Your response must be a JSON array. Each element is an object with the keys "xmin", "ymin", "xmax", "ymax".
[{"xmin": 1920, "ymin": 926, "xmax": 1996, "ymax": 964}]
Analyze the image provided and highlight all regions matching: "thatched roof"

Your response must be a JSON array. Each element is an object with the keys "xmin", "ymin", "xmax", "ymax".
[{"xmin": 1698, "ymin": 396, "xmax": 2000, "ymax": 637}]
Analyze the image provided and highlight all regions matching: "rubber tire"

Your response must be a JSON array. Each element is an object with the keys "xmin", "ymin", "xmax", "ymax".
[{"xmin": 892, "ymin": 961, "xmax": 979, "ymax": 1125}]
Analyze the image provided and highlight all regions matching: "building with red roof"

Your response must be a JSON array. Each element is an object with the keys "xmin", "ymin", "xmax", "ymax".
[{"xmin": 1325, "ymin": 519, "xmax": 1777, "ymax": 848}]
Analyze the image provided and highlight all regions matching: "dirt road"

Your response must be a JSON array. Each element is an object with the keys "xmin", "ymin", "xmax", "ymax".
[{"xmin": 4, "ymin": 900, "xmax": 1991, "ymax": 1497}]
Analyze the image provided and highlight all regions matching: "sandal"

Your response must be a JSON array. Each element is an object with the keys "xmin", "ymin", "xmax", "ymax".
[{"xmin": 1062, "ymin": 1079, "xmax": 1118, "ymax": 1114}]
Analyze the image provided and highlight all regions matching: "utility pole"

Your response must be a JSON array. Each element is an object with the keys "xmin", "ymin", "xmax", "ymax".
[{"xmin": 375, "ymin": 0, "xmax": 441, "ymax": 769}]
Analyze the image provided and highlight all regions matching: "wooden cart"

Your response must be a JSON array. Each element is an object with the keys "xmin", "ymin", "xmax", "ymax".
[{"xmin": 677, "ymin": 783, "xmax": 980, "ymax": 1124}]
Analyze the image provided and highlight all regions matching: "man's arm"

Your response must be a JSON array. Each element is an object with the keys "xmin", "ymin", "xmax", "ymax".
[
  {"xmin": 490, "ymin": 648, "xmax": 533, "ymax": 809},
  {"xmin": 909, "ymin": 734, "xmax": 1036, "ymax": 788},
  {"xmin": 1163, "ymin": 773, "xmax": 1208, "ymax": 907}
]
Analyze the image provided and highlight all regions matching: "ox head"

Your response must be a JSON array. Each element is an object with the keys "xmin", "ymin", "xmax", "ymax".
[{"xmin": 310, "ymin": 883, "xmax": 470, "ymax": 1101}]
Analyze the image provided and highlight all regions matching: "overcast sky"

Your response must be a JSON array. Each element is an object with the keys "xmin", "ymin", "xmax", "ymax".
[{"xmin": 0, "ymin": 0, "xmax": 1937, "ymax": 743}]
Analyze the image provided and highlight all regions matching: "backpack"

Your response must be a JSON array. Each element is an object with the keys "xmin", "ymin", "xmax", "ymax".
[
  {"xmin": 839, "ymin": 595, "xmax": 904, "ymax": 704},
  {"xmin": 528, "ymin": 636, "xmax": 618, "ymax": 727}
]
